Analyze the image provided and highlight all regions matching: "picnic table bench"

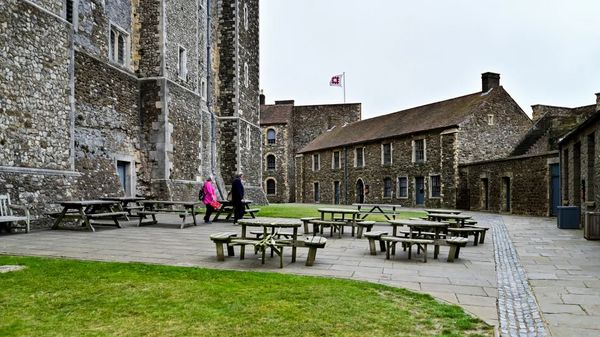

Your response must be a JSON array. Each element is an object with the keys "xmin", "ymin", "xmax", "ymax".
[
  {"xmin": 50, "ymin": 200, "xmax": 125, "ymax": 232},
  {"xmin": 209, "ymin": 232, "xmax": 238, "ymax": 261},
  {"xmin": 447, "ymin": 227, "xmax": 488, "ymax": 245},
  {"xmin": 212, "ymin": 199, "xmax": 257, "ymax": 222},
  {"xmin": 381, "ymin": 236, "xmax": 434, "ymax": 262},
  {"xmin": 138, "ymin": 200, "xmax": 202, "ymax": 229},
  {"xmin": 353, "ymin": 203, "xmax": 402, "ymax": 220},
  {"xmin": 0, "ymin": 194, "xmax": 31, "ymax": 233}
]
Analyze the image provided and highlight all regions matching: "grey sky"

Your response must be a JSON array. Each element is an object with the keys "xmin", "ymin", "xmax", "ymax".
[{"xmin": 259, "ymin": 0, "xmax": 600, "ymax": 119}]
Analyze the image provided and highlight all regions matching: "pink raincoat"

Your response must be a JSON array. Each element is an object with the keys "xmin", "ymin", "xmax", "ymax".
[{"xmin": 202, "ymin": 180, "xmax": 217, "ymax": 205}]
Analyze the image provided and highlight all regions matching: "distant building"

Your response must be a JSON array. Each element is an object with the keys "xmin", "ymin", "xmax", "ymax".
[
  {"xmin": 558, "ymin": 94, "xmax": 600, "ymax": 214},
  {"xmin": 459, "ymin": 101, "xmax": 595, "ymax": 216},
  {"xmin": 260, "ymin": 97, "xmax": 361, "ymax": 203},
  {"xmin": 295, "ymin": 73, "xmax": 532, "ymax": 208}
]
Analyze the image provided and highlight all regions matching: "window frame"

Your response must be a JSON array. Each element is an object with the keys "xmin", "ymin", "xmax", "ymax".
[
  {"xmin": 332, "ymin": 151, "xmax": 341, "ymax": 169},
  {"xmin": 266, "ymin": 154, "xmax": 276, "ymax": 171},
  {"xmin": 383, "ymin": 177, "xmax": 393, "ymax": 199},
  {"xmin": 178, "ymin": 45, "xmax": 188, "ymax": 80},
  {"xmin": 312, "ymin": 154, "xmax": 320, "ymax": 171},
  {"xmin": 246, "ymin": 125, "xmax": 251, "ymax": 150},
  {"xmin": 266, "ymin": 128, "xmax": 276, "ymax": 144},
  {"xmin": 313, "ymin": 182, "xmax": 320, "ymax": 203},
  {"xmin": 354, "ymin": 147, "xmax": 365, "ymax": 168},
  {"xmin": 397, "ymin": 176, "xmax": 408, "ymax": 199},
  {"xmin": 244, "ymin": 62, "xmax": 249, "ymax": 88},
  {"xmin": 381, "ymin": 143, "xmax": 392, "ymax": 165},
  {"xmin": 412, "ymin": 139, "xmax": 426, "ymax": 163},
  {"xmin": 430, "ymin": 174, "xmax": 441, "ymax": 198},
  {"xmin": 265, "ymin": 178, "xmax": 276, "ymax": 195},
  {"xmin": 243, "ymin": 3, "xmax": 249, "ymax": 30},
  {"xmin": 487, "ymin": 114, "xmax": 495, "ymax": 126},
  {"xmin": 109, "ymin": 22, "xmax": 129, "ymax": 68}
]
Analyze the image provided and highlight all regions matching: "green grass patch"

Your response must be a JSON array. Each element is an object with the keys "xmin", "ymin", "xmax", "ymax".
[{"xmin": 0, "ymin": 256, "xmax": 491, "ymax": 337}]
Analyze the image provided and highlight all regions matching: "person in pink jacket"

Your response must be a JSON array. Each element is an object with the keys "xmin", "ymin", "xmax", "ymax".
[{"xmin": 202, "ymin": 175, "xmax": 218, "ymax": 223}]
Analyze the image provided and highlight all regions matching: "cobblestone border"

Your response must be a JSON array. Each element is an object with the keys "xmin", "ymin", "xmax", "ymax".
[{"xmin": 489, "ymin": 215, "xmax": 548, "ymax": 337}]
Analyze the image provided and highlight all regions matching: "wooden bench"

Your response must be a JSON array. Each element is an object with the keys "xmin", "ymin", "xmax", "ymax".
[
  {"xmin": 0, "ymin": 194, "xmax": 31, "ymax": 233},
  {"xmin": 303, "ymin": 236, "xmax": 327, "ymax": 266},
  {"xmin": 446, "ymin": 237, "xmax": 469, "ymax": 262},
  {"xmin": 447, "ymin": 227, "xmax": 487, "ymax": 246},
  {"xmin": 364, "ymin": 231, "xmax": 388, "ymax": 255},
  {"xmin": 137, "ymin": 211, "xmax": 159, "ymax": 225},
  {"xmin": 229, "ymin": 238, "xmax": 286, "ymax": 268},
  {"xmin": 209, "ymin": 232, "xmax": 237, "ymax": 261},
  {"xmin": 300, "ymin": 217, "xmax": 319, "ymax": 234},
  {"xmin": 249, "ymin": 230, "xmax": 294, "ymax": 240},
  {"xmin": 462, "ymin": 226, "xmax": 489, "ymax": 244},
  {"xmin": 86, "ymin": 211, "xmax": 127, "ymax": 228},
  {"xmin": 244, "ymin": 208, "xmax": 260, "ymax": 218},
  {"xmin": 356, "ymin": 221, "xmax": 375, "ymax": 239},
  {"xmin": 308, "ymin": 219, "xmax": 346, "ymax": 238},
  {"xmin": 381, "ymin": 236, "xmax": 434, "ymax": 262}
]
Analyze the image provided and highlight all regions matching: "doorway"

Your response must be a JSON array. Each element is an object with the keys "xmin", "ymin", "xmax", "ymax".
[
  {"xmin": 502, "ymin": 177, "xmax": 511, "ymax": 212},
  {"xmin": 550, "ymin": 164, "xmax": 560, "ymax": 216},
  {"xmin": 481, "ymin": 178, "xmax": 489, "ymax": 210},
  {"xmin": 116, "ymin": 160, "xmax": 131, "ymax": 196},
  {"xmin": 356, "ymin": 179, "xmax": 364, "ymax": 203},
  {"xmin": 415, "ymin": 177, "xmax": 425, "ymax": 205}
]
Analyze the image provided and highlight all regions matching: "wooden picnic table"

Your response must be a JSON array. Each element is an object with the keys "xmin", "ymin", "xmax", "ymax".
[
  {"xmin": 317, "ymin": 208, "xmax": 359, "ymax": 236},
  {"xmin": 212, "ymin": 199, "xmax": 254, "ymax": 222},
  {"xmin": 353, "ymin": 203, "xmax": 402, "ymax": 220},
  {"xmin": 236, "ymin": 218, "xmax": 302, "ymax": 264},
  {"xmin": 424, "ymin": 209, "xmax": 461, "ymax": 215},
  {"xmin": 51, "ymin": 200, "xmax": 125, "ymax": 232},
  {"xmin": 427, "ymin": 213, "xmax": 472, "ymax": 227},
  {"xmin": 99, "ymin": 196, "xmax": 145, "ymax": 218},
  {"xmin": 138, "ymin": 200, "xmax": 202, "ymax": 229},
  {"xmin": 388, "ymin": 219, "xmax": 450, "ymax": 259}
]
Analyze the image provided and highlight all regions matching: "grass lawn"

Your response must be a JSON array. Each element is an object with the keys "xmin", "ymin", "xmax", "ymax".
[
  {"xmin": 201, "ymin": 203, "xmax": 426, "ymax": 222},
  {"xmin": 0, "ymin": 256, "xmax": 491, "ymax": 337}
]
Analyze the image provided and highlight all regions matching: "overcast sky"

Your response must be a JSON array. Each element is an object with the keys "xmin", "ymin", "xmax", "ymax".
[{"xmin": 259, "ymin": 0, "xmax": 600, "ymax": 119}]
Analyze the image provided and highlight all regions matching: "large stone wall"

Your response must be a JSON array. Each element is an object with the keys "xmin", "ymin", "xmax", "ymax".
[
  {"xmin": 297, "ymin": 129, "xmax": 458, "ymax": 208},
  {"xmin": 0, "ymin": 0, "xmax": 72, "ymax": 171},
  {"xmin": 135, "ymin": 0, "xmax": 161, "ymax": 77},
  {"xmin": 28, "ymin": 0, "xmax": 64, "ymax": 16},
  {"xmin": 165, "ymin": 0, "xmax": 200, "ymax": 91},
  {"xmin": 458, "ymin": 88, "xmax": 531, "ymax": 163},
  {"xmin": 459, "ymin": 153, "xmax": 558, "ymax": 216}
]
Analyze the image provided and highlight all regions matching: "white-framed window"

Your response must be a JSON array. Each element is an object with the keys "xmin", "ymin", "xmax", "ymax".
[
  {"xmin": 267, "ymin": 129, "xmax": 276, "ymax": 144},
  {"xmin": 383, "ymin": 177, "xmax": 393, "ymax": 198},
  {"xmin": 430, "ymin": 175, "xmax": 441, "ymax": 198},
  {"xmin": 109, "ymin": 23, "xmax": 129, "ymax": 67},
  {"xmin": 381, "ymin": 143, "xmax": 392, "ymax": 165},
  {"xmin": 314, "ymin": 182, "xmax": 320, "ymax": 203},
  {"xmin": 412, "ymin": 139, "xmax": 426, "ymax": 163},
  {"xmin": 178, "ymin": 46, "xmax": 187, "ymax": 80},
  {"xmin": 266, "ymin": 178, "xmax": 276, "ymax": 195},
  {"xmin": 246, "ymin": 125, "xmax": 251, "ymax": 150},
  {"xmin": 397, "ymin": 177, "xmax": 408, "ymax": 198},
  {"xmin": 266, "ymin": 154, "xmax": 276, "ymax": 170},
  {"xmin": 487, "ymin": 114, "xmax": 495, "ymax": 126},
  {"xmin": 65, "ymin": 0, "xmax": 75, "ymax": 24},
  {"xmin": 312, "ymin": 154, "xmax": 320, "ymax": 171},
  {"xmin": 354, "ymin": 147, "xmax": 365, "ymax": 168},
  {"xmin": 332, "ymin": 151, "xmax": 341, "ymax": 169},
  {"xmin": 243, "ymin": 3, "xmax": 249, "ymax": 30},
  {"xmin": 244, "ymin": 62, "xmax": 249, "ymax": 88}
]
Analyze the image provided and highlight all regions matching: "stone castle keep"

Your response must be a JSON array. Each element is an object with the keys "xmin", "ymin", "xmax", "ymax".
[{"xmin": 0, "ymin": 0, "xmax": 265, "ymax": 220}]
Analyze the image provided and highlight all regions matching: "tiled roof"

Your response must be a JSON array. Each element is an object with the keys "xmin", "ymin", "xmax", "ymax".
[
  {"xmin": 260, "ymin": 104, "xmax": 293, "ymax": 125},
  {"xmin": 299, "ymin": 88, "xmax": 502, "ymax": 153}
]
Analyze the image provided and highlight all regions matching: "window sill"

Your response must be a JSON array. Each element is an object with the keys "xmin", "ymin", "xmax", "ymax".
[
  {"xmin": 429, "ymin": 196, "xmax": 441, "ymax": 199},
  {"xmin": 396, "ymin": 197, "xmax": 409, "ymax": 200}
]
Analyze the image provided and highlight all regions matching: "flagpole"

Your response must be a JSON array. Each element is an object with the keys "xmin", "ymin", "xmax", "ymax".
[{"xmin": 343, "ymin": 72, "xmax": 346, "ymax": 103}]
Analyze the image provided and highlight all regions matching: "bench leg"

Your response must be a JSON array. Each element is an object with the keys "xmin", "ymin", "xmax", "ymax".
[
  {"xmin": 423, "ymin": 244, "xmax": 428, "ymax": 263},
  {"xmin": 227, "ymin": 244, "xmax": 235, "ymax": 257},
  {"xmin": 303, "ymin": 221, "xmax": 310, "ymax": 234},
  {"xmin": 408, "ymin": 244, "xmax": 412, "ymax": 260},
  {"xmin": 368, "ymin": 238, "xmax": 377, "ymax": 255},
  {"xmin": 279, "ymin": 246, "xmax": 284, "ymax": 268},
  {"xmin": 357, "ymin": 226, "xmax": 364, "ymax": 239},
  {"xmin": 379, "ymin": 239, "xmax": 386, "ymax": 252},
  {"xmin": 447, "ymin": 246, "xmax": 457, "ymax": 262},
  {"xmin": 480, "ymin": 231, "xmax": 486, "ymax": 244},
  {"xmin": 434, "ymin": 244, "xmax": 439, "ymax": 259},
  {"xmin": 306, "ymin": 247, "xmax": 317, "ymax": 266},
  {"xmin": 455, "ymin": 246, "xmax": 461, "ymax": 259},
  {"xmin": 473, "ymin": 232, "xmax": 479, "ymax": 246},
  {"xmin": 215, "ymin": 243, "xmax": 225, "ymax": 261},
  {"xmin": 385, "ymin": 241, "xmax": 392, "ymax": 260}
]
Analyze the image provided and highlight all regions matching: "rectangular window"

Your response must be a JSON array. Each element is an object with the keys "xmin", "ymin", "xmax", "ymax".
[
  {"xmin": 109, "ymin": 24, "xmax": 128, "ymax": 67},
  {"xmin": 382, "ymin": 143, "xmax": 392, "ymax": 165},
  {"xmin": 312, "ymin": 154, "xmax": 320, "ymax": 171},
  {"xmin": 430, "ymin": 175, "xmax": 441, "ymax": 198},
  {"xmin": 178, "ymin": 46, "xmax": 187, "ymax": 80},
  {"xmin": 398, "ymin": 177, "xmax": 408, "ymax": 198},
  {"xmin": 355, "ymin": 147, "xmax": 364, "ymax": 167},
  {"xmin": 383, "ymin": 177, "xmax": 393, "ymax": 198},
  {"xmin": 487, "ymin": 114, "xmax": 495, "ymax": 126},
  {"xmin": 332, "ymin": 151, "xmax": 341, "ymax": 169},
  {"xmin": 413, "ymin": 139, "xmax": 425, "ymax": 163},
  {"xmin": 65, "ymin": 0, "xmax": 74, "ymax": 24},
  {"xmin": 314, "ymin": 182, "xmax": 320, "ymax": 203},
  {"xmin": 334, "ymin": 181, "xmax": 341, "ymax": 204}
]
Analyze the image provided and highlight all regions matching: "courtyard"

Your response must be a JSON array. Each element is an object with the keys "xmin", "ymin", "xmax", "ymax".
[{"xmin": 1, "ymin": 209, "xmax": 598, "ymax": 336}]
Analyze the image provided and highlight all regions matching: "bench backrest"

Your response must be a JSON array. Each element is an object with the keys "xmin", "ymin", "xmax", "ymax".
[{"xmin": 0, "ymin": 194, "xmax": 13, "ymax": 217}]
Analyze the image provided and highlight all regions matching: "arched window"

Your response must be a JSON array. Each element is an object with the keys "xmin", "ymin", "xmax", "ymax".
[
  {"xmin": 267, "ymin": 129, "xmax": 276, "ymax": 144},
  {"xmin": 266, "ymin": 154, "xmax": 276, "ymax": 170},
  {"xmin": 266, "ymin": 179, "xmax": 276, "ymax": 195}
]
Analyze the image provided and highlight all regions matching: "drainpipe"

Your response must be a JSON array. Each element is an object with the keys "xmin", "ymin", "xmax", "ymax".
[{"xmin": 344, "ymin": 146, "xmax": 349, "ymax": 204}]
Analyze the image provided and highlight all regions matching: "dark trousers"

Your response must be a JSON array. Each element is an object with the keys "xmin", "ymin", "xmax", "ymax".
[
  {"xmin": 204, "ymin": 204, "xmax": 215, "ymax": 222},
  {"xmin": 233, "ymin": 201, "xmax": 244, "ymax": 222}
]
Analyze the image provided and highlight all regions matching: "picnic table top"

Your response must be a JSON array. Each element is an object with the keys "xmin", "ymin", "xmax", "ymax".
[
  {"xmin": 237, "ymin": 218, "xmax": 301, "ymax": 228},
  {"xmin": 388, "ymin": 219, "xmax": 449, "ymax": 227},
  {"xmin": 424, "ymin": 209, "xmax": 461, "ymax": 214},
  {"xmin": 100, "ymin": 196, "xmax": 146, "ymax": 202},
  {"xmin": 140, "ymin": 200, "xmax": 202, "ymax": 206},
  {"xmin": 427, "ymin": 213, "xmax": 472, "ymax": 220},
  {"xmin": 318, "ymin": 208, "xmax": 360, "ymax": 214},
  {"xmin": 353, "ymin": 203, "xmax": 403, "ymax": 208},
  {"xmin": 56, "ymin": 200, "xmax": 118, "ymax": 207},
  {"xmin": 217, "ymin": 199, "xmax": 253, "ymax": 204}
]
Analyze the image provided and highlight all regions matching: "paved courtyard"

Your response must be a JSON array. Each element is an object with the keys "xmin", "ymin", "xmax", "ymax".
[{"xmin": 1, "ymin": 212, "xmax": 599, "ymax": 336}]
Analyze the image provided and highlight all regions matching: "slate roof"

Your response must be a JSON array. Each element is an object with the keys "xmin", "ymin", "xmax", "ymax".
[
  {"xmin": 260, "ymin": 104, "xmax": 293, "ymax": 125},
  {"xmin": 299, "ymin": 88, "xmax": 505, "ymax": 153}
]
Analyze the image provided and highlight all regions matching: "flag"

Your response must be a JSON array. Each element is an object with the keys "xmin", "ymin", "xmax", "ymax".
[{"xmin": 329, "ymin": 74, "xmax": 343, "ymax": 87}]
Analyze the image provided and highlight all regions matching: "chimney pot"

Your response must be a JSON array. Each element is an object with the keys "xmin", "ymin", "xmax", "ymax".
[
  {"xmin": 259, "ymin": 93, "xmax": 265, "ymax": 105},
  {"xmin": 482, "ymin": 72, "xmax": 500, "ymax": 92},
  {"xmin": 595, "ymin": 92, "xmax": 600, "ymax": 112}
]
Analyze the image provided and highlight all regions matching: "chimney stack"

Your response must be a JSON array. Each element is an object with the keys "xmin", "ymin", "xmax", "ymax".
[
  {"xmin": 596, "ymin": 92, "xmax": 600, "ymax": 112},
  {"xmin": 531, "ymin": 105, "xmax": 544, "ymax": 123},
  {"xmin": 482, "ymin": 72, "xmax": 500, "ymax": 92},
  {"xmin": 259, "ymin": 92, "xmax": 265, "ymax": 105}
]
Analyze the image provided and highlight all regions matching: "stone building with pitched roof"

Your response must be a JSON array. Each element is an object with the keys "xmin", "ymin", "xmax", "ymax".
[
  {"xmin": 260, "ymin": 96, "xmax": 361, "ymax": 203},
  {"xmin": 295, "ymin": 73, "xmax": 532, "ymax": 208}
]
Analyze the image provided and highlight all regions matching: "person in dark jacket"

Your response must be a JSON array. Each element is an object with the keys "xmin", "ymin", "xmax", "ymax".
[{"xmin": 231, "ymin": 173, "xmax": 245, "ymax": 223}]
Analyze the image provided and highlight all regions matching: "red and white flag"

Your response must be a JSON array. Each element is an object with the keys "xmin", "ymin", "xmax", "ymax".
[{"xmin": 329, "ymin": 74, "xmax": 343, "ymax": 87}]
